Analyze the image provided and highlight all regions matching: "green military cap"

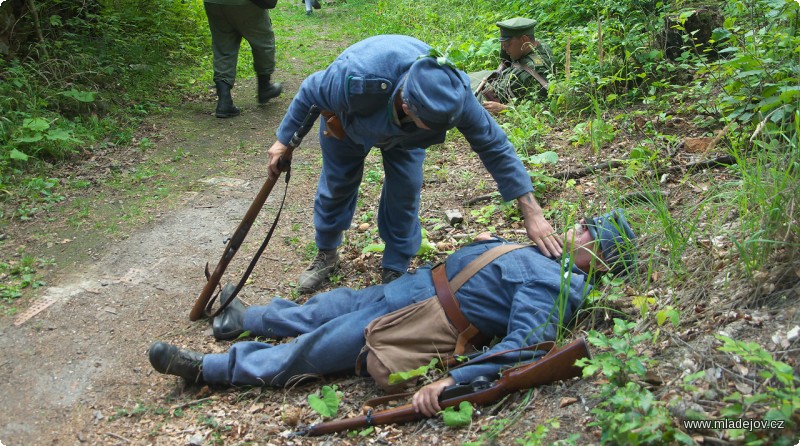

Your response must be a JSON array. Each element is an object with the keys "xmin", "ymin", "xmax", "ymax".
[{"xmin": 496, "ymin": 17, "xmax": 536, "ymax": 41}]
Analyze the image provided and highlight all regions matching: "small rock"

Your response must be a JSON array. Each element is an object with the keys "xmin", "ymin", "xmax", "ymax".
[
  {"xmin": 188, "ymin": 433, "xmax": 204, "ymax": 445},
  {"xmin": 444, "ymin": 209, "xmax": 463, "ymax": 226},
  {"xmin": 787, "ymin": 325, "xmax": 800, "ymax": 342},
  {"xmin": 357, "ymin": 222, "xmax": 370, "ymax": 232}
]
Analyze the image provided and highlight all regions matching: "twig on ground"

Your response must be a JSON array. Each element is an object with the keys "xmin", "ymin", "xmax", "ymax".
[
  {"xmin": 104, "ymin": 432, "xmax": 131, "ymax": 443},
  {"xmin": 551, "ymin": 159, "xmax": 626, "ymax": 180},
  {"xmin": 170, "ymin": 396, "xmax": 215, "ymax": 410}
]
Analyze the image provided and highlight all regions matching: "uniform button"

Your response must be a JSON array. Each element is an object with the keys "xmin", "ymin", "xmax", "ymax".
[{"xmin": 380, "ymin": 82, "xmax": 387, "ymax": 90}]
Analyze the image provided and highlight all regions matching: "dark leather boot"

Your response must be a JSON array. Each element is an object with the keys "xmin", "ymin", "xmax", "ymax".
[
  {"xmin": 215, "ymin": 81, "xmax": 240, "ymax": 118},
  {"xmin": 257, "ymin": 75, "xmax": 283, "ymax": 104},
  {"xmin": 212, "ymin": 284, "xmax": 246, "ymax": 340},
  {"xmin": 148, "ymin": 341, "xmax": 205, "ymax": 384}
]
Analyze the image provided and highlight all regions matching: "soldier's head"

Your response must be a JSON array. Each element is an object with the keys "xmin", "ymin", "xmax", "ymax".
[
  {"xmin": 564, "ymin": 209, "xmax": 637, "ymax": 276},
  {"xmin": 401, "ymin": 56, "xmax": 470, "ymax": 132},
  {"xmin": 497, "ymin": 17, "xmax": 538, "ymax": 61}
]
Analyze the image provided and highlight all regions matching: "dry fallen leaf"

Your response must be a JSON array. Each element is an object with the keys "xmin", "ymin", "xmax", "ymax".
[
  {"xmin": 559, "ymin": 397, "xmax": 578, "ymax": 408},
  {"xmin": 684, "ymin": 136, "xmax": 714, "ymax": 153}
]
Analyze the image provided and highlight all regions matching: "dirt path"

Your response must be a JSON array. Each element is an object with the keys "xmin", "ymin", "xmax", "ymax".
[{"xmin": 0, "ymin": 73, "xmax": 331, "ymax": 444}]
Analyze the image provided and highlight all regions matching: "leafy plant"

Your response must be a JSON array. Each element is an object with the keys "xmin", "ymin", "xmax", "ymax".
[
  {"xmin": 388, "ymin": 358, "xmax": 439, "ymax": 386},
  {"xmin": 0, "ymin": 254, "xmax": 49, "ymax": 303},
  {"xmin": 716, "ymin": 335, "xmax": 800, "ymax": 442},
  {"xmin": 470, "ymin": 204, "xmax": 497, "ymax": 225},
  {"xmin": 577, "ymin": 320, "xmax": 694, "ymax": 444},
  {"xmin": 516, "ymin": 418, "xmax": 579, "ymax": 445},
  {"xmin": 577, "ymin": 318, "xmax": 652, "ymax": 386},
  {"xmin": 308, "ymin": 385, "xmax": 341, "ymax": 418},
  {"xmin": 442, "ymin": 401, "xmax": 473, "ymax": 427}
]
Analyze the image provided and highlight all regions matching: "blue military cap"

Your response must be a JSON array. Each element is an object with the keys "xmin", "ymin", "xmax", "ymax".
[
  {"xmin": 496, "ymin": 17, "xmax": 537, "ymax": 41},
  {"xmin": 401, "ymin": 56, "xmax": 470, "ymax": 132},
  {"xmin": 585, "ymin": 209, "xmax": 637, "ymax": 275}
]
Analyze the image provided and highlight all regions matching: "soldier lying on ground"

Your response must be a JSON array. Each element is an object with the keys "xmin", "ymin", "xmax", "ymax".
[{"xmin": 149, "ymin": 209, "xmax": 636, "ymax": 417}]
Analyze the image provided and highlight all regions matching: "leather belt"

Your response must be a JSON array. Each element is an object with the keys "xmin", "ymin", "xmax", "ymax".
[{"xmin": 432, "ymin": 264, "xmax": 490, "ymax": 353}]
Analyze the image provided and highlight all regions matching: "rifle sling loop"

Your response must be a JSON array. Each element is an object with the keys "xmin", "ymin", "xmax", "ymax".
[
  {"xmin": 432, "ymin": 244, "xmax": 530, "ymax": 354},
  {"xmin": 204, "ymin": 173, "xmax": 291, "ymax": 319}
]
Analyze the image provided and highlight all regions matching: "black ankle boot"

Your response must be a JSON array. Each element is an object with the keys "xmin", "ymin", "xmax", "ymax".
[
  {"xmin": 148, "ymin": 342, "xmax": 205, "ymax": 384},
  {"xmin": 257, "ymin": 75, "xmax": 283, "ymax": 104},
  {"xmin": 212, "ymin": 284, "xmax": 246, "ymax": 340},
  {"xmin": 215, "ymin": 81, "xmax": 240, "ymax": 118}
]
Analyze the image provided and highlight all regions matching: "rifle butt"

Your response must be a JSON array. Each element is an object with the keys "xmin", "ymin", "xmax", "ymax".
[{"xmin": 188, "ymin": 174, "xmax": 281, "ymax": 321}]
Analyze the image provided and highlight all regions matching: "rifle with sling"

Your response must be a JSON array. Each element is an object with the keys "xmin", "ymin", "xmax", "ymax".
[
  {"xmin": 189, "ymin": 105, "xmax": 321, "ymax": 321},
  {"xmin": 296, "ymin": 337, "xmax": 590, "ymax": 436},
  {"xmin": 474, "ymin": 66, "xmax": 503, "ymax": 103}
]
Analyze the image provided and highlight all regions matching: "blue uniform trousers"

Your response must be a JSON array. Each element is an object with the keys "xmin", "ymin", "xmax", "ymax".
[
  {"xmin": 201, "ymin": 281, "xmax": 428, "ymax": 386},
  {"xmin": 314, "ymin": 120, "xmax": 426, "ymax": 272}
]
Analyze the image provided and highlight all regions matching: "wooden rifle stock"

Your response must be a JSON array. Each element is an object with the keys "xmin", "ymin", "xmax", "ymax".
[
  {"xmin": 300, "ymin": 338, "xmax": 590, "ymax": 436},
  {"xmin": 189, "ymin": 105, "xmax": 321, "ymax": 321}
]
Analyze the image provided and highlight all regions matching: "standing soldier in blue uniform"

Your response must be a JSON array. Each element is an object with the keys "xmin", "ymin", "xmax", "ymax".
[
  {"xmin": 148, "ymin": 209, "xmax": 637, "ymax": 413},
  {"xmin": 471, "ymin": 18, "xmax": 554, "ymax": 114},
  {"xmin": 203, "ymin": 0, "xmax": 283, "ymax": 118},
  {"xmin": 266, "ymin": 35, "xmax": 564, "ymax": 293}
]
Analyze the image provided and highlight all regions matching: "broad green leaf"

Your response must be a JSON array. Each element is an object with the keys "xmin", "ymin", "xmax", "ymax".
[
  {"xmin": 15, "ymin": 135, "xmax": 43, "ymax": 143},
  {"xmin": 361, "ymin": 243, "xmax": 385, "ymax": 254},
  {"xmin": 61, "ymin": 88, "xmax": 96, "ymax": 103},
  {"xmin": 307, "ymin": 385, "xmax": 340, "ymax": 418},
  {"xmin": 45, "ymin": 128, "xmax": 75, "ymax": 142},
  {"xmin": 10, "ymin": 149, "xmax": 29, "ymax": 161},
  {"xmin": 527, "ymin": 151, "xmax": 559, "ymax": 165},
  {"xmin": 23, "ymin": 117, "xmax": 50, "ymax": 132},
  {"xmin": 388, "ymin": 358, "xmax": 438, "ymax": 385},
  {"xmin": 416, "ymin": 240, "xmax": 437, "ymax": 256},
  {"xmin": 442, "ymin": 401, "xmax": 473, "ymax": 426}
]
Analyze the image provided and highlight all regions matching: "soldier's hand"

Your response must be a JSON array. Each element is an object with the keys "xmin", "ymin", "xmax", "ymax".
[
  {"xmin": 412, "ymin": 376, "xmax": 455, "ymax": 417},
  {"xmin": 474, "ymin": 232, "xmax": 495, "ymax": 241},
  {"xmin": 482, "ymin": 101, "xmax": 508, "ymax": 115},
  {"xmin": 517, "ymin": 192, "xmax": 563, "ymax": 258},
  {"xmin": 524, "ymin": 213, "xmax": 563, "ymax": 258},
  {"xmin": 267, "ymin": 140, "xmax": 291, "ymax": 178}
]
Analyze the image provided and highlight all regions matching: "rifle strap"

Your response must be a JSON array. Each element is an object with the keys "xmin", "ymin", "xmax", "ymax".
[
  {"xmin": 361, "ymin": 392, "xmax": 415, "ymax": 412},
  {"xmin": 432, "ymin": 244, "xmax": 531, "ymax": 353},
  {"xmin": 204, "ymin": 173, "xmax": 291, "ymax": 318},
  {"xmin": 511, "ymin": 62, "xmax": 548, "ymax": 90}
]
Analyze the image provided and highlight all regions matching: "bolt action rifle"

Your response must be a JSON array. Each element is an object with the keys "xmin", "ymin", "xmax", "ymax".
[
  {"xmin": 189, "ymin": 105, "xmax": 321, "ymax": 321},
  {"xmin": 296, "ymin": 337, "xmax": 591, "ymax": 436}
]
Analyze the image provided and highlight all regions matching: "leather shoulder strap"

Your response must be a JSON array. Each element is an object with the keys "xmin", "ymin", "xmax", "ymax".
[
  {"xmin": 449, "ymin": 244, "xmax": 531, "ymax": 291},
  {"xmin": 511, "ymin": 62, "xmax": 548, "ymax": 90}
]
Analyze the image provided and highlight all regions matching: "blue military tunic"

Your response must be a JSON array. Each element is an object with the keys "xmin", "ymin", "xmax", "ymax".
[
  {"xmin": 274, "ymin": 35, "xmax": 534, "ymax": 271},
  {"xmin": 201, "ymin": 238, "xmax": 591, "ymax": 386}
]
